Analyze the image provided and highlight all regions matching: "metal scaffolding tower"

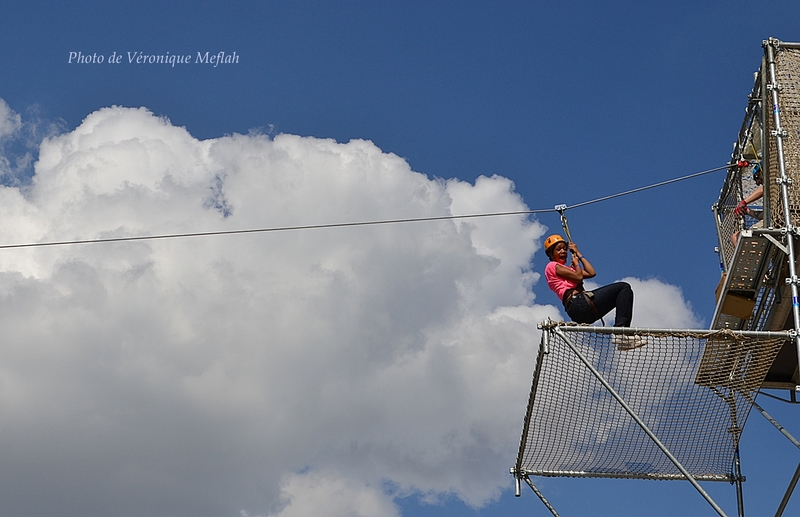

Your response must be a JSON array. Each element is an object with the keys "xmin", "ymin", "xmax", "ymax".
[
  {"xmin": 514, "ymin": 38, "xmax": 800, "ymax": 516},
  {"xmin": 712, "ymin": 38, "xmax": 800, "ymax": 390}
]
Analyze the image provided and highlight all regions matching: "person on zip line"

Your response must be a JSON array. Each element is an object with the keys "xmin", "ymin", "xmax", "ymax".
[{"xmin": 543, "ymin": 234, "xmax": 644, "ymax": 349}]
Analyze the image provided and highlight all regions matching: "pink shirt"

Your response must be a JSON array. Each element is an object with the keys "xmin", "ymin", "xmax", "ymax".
[{"xmin": 545, "ymin": 260, "xmax": 579, "ymax": 301}]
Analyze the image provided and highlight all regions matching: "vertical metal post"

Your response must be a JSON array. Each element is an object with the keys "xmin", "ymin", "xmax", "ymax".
[
  {"xmin": 553, "ymin": 328, "xmax": 730, "ymax": 517},
  {"xmin": 734, "ymin": 446, "xmax": 745, "ymax": 517},
  {"xmin": 761, "ymin": 57, "xmax": 771, "ymax": 225},
  {"xmin": 764, "ymin": 39, "xmax": 800, "ymax": 372},
  {"xmin": 513, "ymin": 325, "xmax": 552, "ymax": 498},
  {"xmin": 719, "ymin": 387, "xmax": 744, "ymax": 517}
]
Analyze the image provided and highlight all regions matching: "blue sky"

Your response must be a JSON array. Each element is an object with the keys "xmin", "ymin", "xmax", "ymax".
[{"xmin": 2, "ymin": 1, "xmax": 800, "ymax": 516}]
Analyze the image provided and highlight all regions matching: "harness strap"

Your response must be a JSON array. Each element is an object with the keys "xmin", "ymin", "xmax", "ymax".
[
  {"xmin": 561, "ymin": 285, "xmax": 584, "ymax": 305},
  {"xmin": 584, "ymin": 292, "xmax": 600, "ymax": 318},
  {"xmin": 563, "ymin": 285, "xmax": 602, "ymax": 323}
]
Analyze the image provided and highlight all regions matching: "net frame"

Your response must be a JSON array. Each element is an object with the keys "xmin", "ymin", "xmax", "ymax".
[{"xmin": 514, "ymin": 323, "xmax": 789, "ymax": 484}]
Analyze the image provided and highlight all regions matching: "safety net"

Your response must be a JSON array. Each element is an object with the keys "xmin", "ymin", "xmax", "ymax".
[{"xmin": 514, "ymin": 323, "xmax": 788, "ymax": 482}]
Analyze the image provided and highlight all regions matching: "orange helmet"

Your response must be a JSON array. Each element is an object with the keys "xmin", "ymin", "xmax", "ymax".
[{"xmin": 543, "ymin": 234, "xmax": 566, "ymax": 255}]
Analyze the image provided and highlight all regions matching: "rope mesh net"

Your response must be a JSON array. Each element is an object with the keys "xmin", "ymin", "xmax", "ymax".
[
  {"xmin": 767, "ymin": 45, "xmax": 800, "ymax": 229},
  {"xmin": 515, "ymin": 324, "xmax": 787, "ymax": 481}
]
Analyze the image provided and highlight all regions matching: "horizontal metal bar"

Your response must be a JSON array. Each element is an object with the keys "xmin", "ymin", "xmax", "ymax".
[
  {"xmin": 552, "ymin": 324, "xmax": 792, "ymax": 339},
  {"xmin": 769, "ymin": 40, "xmax": 800, "ymax": 50},
  {"xmin": 519, "ymin": 469, "xmax": 734, "ymax": 482},
  {"xmin": 752, "ymin": 227, "xmax": 790, "ymax": 236}
]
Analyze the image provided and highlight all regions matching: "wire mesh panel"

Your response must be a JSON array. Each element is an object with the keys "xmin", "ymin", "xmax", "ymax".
[
  {"xmin": 514, "ymin": 324, "xmax": 787, "ymax": 481},
  {"xmin": 713, "ymin": 63, "xmax": 762, "ymax": 273},
  {"xmin": 716, "ymin": 163, "xmax": 763, "ymax": 270}
]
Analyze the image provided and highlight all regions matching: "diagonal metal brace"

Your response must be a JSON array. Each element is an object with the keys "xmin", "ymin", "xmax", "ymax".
[{"xmin": 748, "ymin": 397, "xmax": 800, "ymax": 517}]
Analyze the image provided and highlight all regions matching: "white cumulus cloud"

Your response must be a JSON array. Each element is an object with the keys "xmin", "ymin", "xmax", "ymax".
[
  {"xmin": 265, "ymin": 471, "xmax": 400, "ymax": 517},
  {"xmin": 0, "ymin": 98, "xmax": 21, "ymax": 139},
  {"xmin": 0, "ymin": 102, "xmax": 701, "ymax": 517},
  {"xmin": 622, "ymin": 276, "xmax": 703, "ymax": 328}
]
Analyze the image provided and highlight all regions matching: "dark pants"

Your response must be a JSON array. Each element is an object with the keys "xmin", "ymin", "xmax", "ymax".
[{"xmin": 565, "ymin": 282, "xmax": 634, "ymax": 327}]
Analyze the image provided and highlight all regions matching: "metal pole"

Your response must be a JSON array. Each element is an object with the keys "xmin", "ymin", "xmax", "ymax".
[
  {"xmin": 553, "ymin": 328, "xmax": 730, "ymax": 517},
  {"xmin": 523, "ymin": 475, "xmax": 562, "ymax": 517},
  {"xmin": 760, "ymin": 55, "xmax": 772, "ymax": 225},
  {"xmin": 734, "ymin": 446, "xmax": 745, "ymax": 517},
  {"xmin": 770, "ymin": 41, "xmax": 800, "ymax": 49},
  {"xmin": 776, "ymin": 463, "xmax": 800, "ymax": 517},
  {"xmin": 750, "ymin": 397, "xmax": 800, "ymax": 516},
  {"xmin": 712, "ymin": 202, "xmax": 730, "ymax": 272},
  {"xmin": 514, "ymin": 329, "xmax": 550, "ymax": 482},
  {"xmin": 718, "ymin": 387, "xmax": 745, "ymax": 517},
  {"xmin": 764, "ymin": 38, "xmax": 800, "ymax": 375},
  {"xmin": 751, "ymin": 398, "xmax": 800, "ymax": 450},
  {"xmin": 555, "ymin": 325, "xmax": 791, "ymax": 340}
]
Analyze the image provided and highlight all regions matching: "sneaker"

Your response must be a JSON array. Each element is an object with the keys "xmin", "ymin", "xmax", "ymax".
[{"xmin": 612, "ymin": 334, "xmax": 647, "ymax": 351}]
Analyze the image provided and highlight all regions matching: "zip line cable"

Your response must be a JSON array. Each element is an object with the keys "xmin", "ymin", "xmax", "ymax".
[
  {"xmin": 564, "ymin": 164, "xmax": 729, "ymax": 210},
  {"xmin": 0, "ymin": 164, "xmax": 728, "ymax": 250},
  {"xmin": 0, "ymin": 211, "xmax": 549, "ymax": 250}
]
